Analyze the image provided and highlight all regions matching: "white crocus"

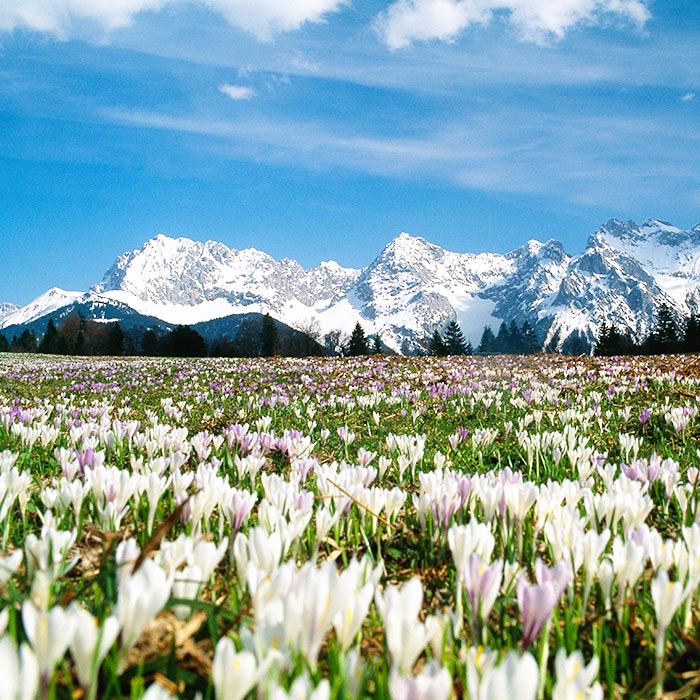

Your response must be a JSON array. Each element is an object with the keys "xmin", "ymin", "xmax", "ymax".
[
  {"xmin": 115, "ymin": 558, "xmax": 172, "ymax": 659},
  {"xmin": 479, "ymin": 650, "xmax": 539, "ymax": 700},
  {"xmin": 0, "ymin": 636, "xmax": 39, "ymax": 700},
  {"xmin": 552, "ymin": 649, "xmax": 603, "ymax": 700},
  {"xmin": 22, "ymin": 601, "xmax": 77, "ymax": 682},
  {"xmin": 651, "ymin": 569, "xmax": 690, "ymax": 697},
  {"xmin": 332, "ymin": 558, "xmax": 377, "ymax": 652},
  {"xmin": 68, "ymin": 605, "xmax": 120, "ymax": 698},
  {"xmin": 0, "ymin": 549, "xmax": 23, "ymax": 585},
  {"xmin": 212, "ymin": 637, "xmax": 260, "ymax": 700},
  {"xmin": 269, "ymin": 675, "xmax": 330, "ymax": 700},
  {"xmin": 375, "ymin": 578, "xmax": 432, "ymax": 674},
  {"xmin": 389, "ymin": 661, "xmax": 452, "ymax": 700}
]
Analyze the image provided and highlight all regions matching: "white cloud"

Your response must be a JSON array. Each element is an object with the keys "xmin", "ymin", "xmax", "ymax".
[
  {"xmin": 376, "ymin": 0, "xmax": 651, "ymax": 49},
  {"xmin": 376, "ymin": 0, "xmax": 490, "ymax": 50},
  {"xmin": 0, "ymin": 0, "xmax": 167, "ymax": 37},
  {"xmin": 206, "ymin": 0, "xmax": 348, "ymax": 41},
  {"xmin": 0, "ymin": 0, "xmax": 347, "ymax": 40},
  {"xmin": 219, "ymin": 83, "xmax": 255, "ymax": 100},
  {"xmin": 682, "ymin": 92, "xmax": 696, "ymax": 102}
]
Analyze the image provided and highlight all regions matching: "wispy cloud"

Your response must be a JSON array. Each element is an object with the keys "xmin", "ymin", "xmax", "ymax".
[
  {"xmin": 219, "ymin": 83, "xmax": 255, "ymax": 100},
  {"xmin": 375, "ymin": 0, "xmax": 651, "ymax": 49},
  {"xmin": 682, "ymin": 92, "xmax": 696, "ymax": 102},
  {"xmin": 102, "ymin": 101, "xmax": 700, "ymax": 215}
]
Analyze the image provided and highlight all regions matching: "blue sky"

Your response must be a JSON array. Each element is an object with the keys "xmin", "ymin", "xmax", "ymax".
[{"xmin": 1, "ymin": 0, "xmax": 699, "ymax": 305}]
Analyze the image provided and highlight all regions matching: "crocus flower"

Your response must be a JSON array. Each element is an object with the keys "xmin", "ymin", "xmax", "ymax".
[
  {"xmin": 480, "ymin": 650, "xmax": 539, "ymax": 700},
  {"xmin": 375, "ymin": 578, "xmax": 433, "ymax": 674},
  {"xmin": 0, "ymin": 549, "xmax": 23, "ymax": 585},
  {"xmin": 268, "ymin": 675, "xmax": 330, "ymax": 700},
  {"xmin": 0, "ymin": 636, "xmax": 39, "ymax": 700},
  {"xmin": 651, "ymin": 569, "xmax": 690, "ymax": 697},
  {"xmin": 389, "ymin": 661, "xmax": 452, "ymax": 700},
  {"xmin": 552, "ymin": 649, "xmax": 603, "ymax": 700},
  {"xmin": 517, "ymin": 560, "xmax": 569, "ymax": 651},
  {"xmin": 461, "ymin": 553, "xmax": 503, "ymax": 641},
  {"xmin": 22, "ymin": 601, "xmax": 77, "ymax": 689},
  {"xmin": 212, "ymin": 637, "xmax": 260, "ymax": 700},
  {"xmin": 332, "ymin": 558, "xmax": 377, "ymax": 651},
  {"xmin": 115, "ymin": 557, "xmax": 172, "ymax": 659},
  {"xmin": 68, "ymin": 605, "xmax": 120, "ymax": 700}
]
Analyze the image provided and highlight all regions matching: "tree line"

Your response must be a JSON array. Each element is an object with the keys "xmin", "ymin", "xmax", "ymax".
[
  {"xmin": 0, "ymin": 313, "xmax": 327, "ymax": 358},
  {"xmin": 594, "ymin": 303, "xmax": 700, "ymax": 356},
  {"xmin": 427, "ymin": 319, "xmax": 541, "ymax": 356},
  {"xmin": 15, "ymin": 307, "xmax": 696, "ymax": 359}
]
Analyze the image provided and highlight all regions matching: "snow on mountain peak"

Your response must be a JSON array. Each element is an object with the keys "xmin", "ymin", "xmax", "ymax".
[
  {"xmin": 1, "ymin": 287, "xmax": 84, "ymax": 329},
  {"xmin": 0, "ymin": 302, "xmax": 20, "ymax": 324},
  {"xmin": 8, "ymin": 217, "xmax": 700, "ymax": 354}
]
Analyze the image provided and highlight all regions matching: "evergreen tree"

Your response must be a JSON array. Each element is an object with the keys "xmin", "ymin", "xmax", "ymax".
[
  {"xmin": 12, "ymin": 329, "xmax": 38, "ymax": 353},
  {"xmin": 106, "ymin": 322, "xmax": 124, "ymax": 356},
  {"xmin": 647, "ymin": 303, "xmax": 679, "ymax": 354},
  {"xmin": 428, "ymin": 329, "xmax": 447, "ymax": 356},
  {"xmin": 39, "ymin": 319, "xmax": 62, "ymax": 354},
  {"xmin": 0, "ymin": 334, "xmax": 8, "ymax": 352},
  {"xmin": 684, "ymin": 312, "xmax": 700, "ymax": 353},
  {"xmin": 162, "ymin": 325, "xmax": 207, "ymax": 357},
  {"xmin": 372, "ymin": 334, "xmax": 383, "ymax": 355},
  {"xmin": 141, "ymin": 329, "xmax": 160, "ymax": 356},
  {"xmin": 346, "ymin": 322, "xmax": 369, "ymax": 356},
  {"xmin": 508, "ymin": 320, "xmax": 524, "ymax": 353},
  {"xmin": 261, "ymin": 314, "xmax": 279, "ymax": 357},
  {"xmin": 477, "ymin": 325, "xmax": 496, "ymax": 354},
  {"xmin": 495, "ymin": 321, "xmax": 511, "ymax": 354},
  {"xmin": 443, "ymin": 320, "xmax": 468, "ymax": 355},
  {"xmin": 520, "ymin": 322, "xmax": 540, "ymax": 354}
]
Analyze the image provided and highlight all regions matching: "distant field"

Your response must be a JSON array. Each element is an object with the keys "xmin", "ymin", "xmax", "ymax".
[{"xmin": 1, "ymin": 353, "xmax": 700, "ymax": 699}]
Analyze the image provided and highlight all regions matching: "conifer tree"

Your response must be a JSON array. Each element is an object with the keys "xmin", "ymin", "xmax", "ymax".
[
  {"xmin": 648, "ymin": 303, "xmax": 679, "ymax": 354},
  {"xmin": 39, "ymin": 319, "xmax": 61, "ymax": 354},
  {"xmin": 261, "ymin": 313, "xmax": 279, "ymax": 357},
  {"xmin": 684, "ymin": 312, "xmax": 700, "ymax": 352},
  {"xmin": 520, "ymin": 321, "xmax": 540, "ymax": 354},
  {"xmin": 478, "ymin": 325, "xmax": 496, "ymax": 354},
  {"xmin": 346, "ymin": 322, "xmax": 369, "ymax": 356},
  {"xmin": 443, "ymin": 320, "xmax": 468, "ymax": 355},
  {"xmin": 428, "ymin": 329, "xmax": 447, "ymax": 356},
  {"xmin": 495, "ymin": 321, "xmax": 511, "ymax": 353}
]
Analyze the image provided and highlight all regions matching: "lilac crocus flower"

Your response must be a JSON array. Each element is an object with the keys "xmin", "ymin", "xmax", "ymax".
[
  {"xmin": 462, "ymin": 553, "xmax": 503, "ymax": 631},
  {"xmin": 517, "ymin": 559, "xmax": 570, "ymax": 651}
]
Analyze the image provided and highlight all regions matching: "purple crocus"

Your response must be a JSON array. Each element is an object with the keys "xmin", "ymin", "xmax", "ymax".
[
  {"xmin": 517, "ymin": 559, "xmax": 570, "ymax": 651},
  {"xmin": 639, "ymin": 408, "xmax": 652, "ymax": 426},
  {"xmin": 462, "ymin": 553, "xmax": 503, "ymax": 638}
]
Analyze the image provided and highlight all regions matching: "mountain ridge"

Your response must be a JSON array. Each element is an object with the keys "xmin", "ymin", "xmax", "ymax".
[{"xmin": 4, "ymin": 218, "xmax": 700, "ymax": 354}]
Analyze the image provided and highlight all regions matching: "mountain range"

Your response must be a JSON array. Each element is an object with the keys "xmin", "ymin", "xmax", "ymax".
[{"xmin": 3, "ymin": 218, "xmax": 700, "ymax": 354}]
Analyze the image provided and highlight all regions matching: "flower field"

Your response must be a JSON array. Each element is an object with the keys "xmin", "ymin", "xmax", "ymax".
[{"xmin": 2, "ymin": 352, "xmax": 700, "ymax": 700}]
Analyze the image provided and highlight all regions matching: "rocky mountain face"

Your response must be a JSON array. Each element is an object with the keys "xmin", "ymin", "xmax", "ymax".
[
  {"xmin": 3, "ymin": 218, "xmax": 700, "ymax": 354},
  {"xmin": 0, "ymin": 303, "xmax": 20, "ymax": 325}
]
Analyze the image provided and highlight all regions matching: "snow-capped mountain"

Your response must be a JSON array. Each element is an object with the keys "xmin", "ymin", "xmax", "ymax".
[
  {"xmin": 1, "ymin": 288, "xmax": 83, "ymax": 329},
  {"xmin": 4, "ymin": 218, "xmax": 700, "ymax": 353},
  {"xmin": 0, "ymin": 303, "xmax": 20, "ymax": 325},
  {"xmin": 91, "ymin": 233, "xmax": 360, "ymax": 328}
]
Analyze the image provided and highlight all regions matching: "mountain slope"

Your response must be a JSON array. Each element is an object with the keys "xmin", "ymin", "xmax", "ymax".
[{"xmin": 5, "ymin": 218, "xmax": 700, "ymax": 354}]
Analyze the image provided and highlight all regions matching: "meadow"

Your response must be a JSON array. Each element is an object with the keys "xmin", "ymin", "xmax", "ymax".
[{"xmin": 1, "ymin": 352, "xmax": 700, "ymax": 700}]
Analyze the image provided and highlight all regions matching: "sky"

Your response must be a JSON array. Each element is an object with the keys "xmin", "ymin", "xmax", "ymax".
[{"xmin": 0, "ymin": 0, "xmax": 699, "ymax": 306}]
